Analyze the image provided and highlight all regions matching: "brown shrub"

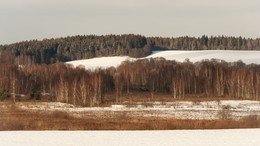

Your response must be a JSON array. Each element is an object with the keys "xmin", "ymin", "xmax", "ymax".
[
  {"xmin": 218, "ymin": 109, "xmax": 231, "ymax": 120},
  {"xmin": 192, "ymin": 100, "xmax": 201, "ymax": 106},
  {"xmin": 218, "ymin": 104, "xmax": 232, "ymax": 120}
]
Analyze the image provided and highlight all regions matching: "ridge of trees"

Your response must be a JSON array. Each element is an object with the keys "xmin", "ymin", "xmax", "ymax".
[
  {"xmin": 1, "ymin": 34, "xmax": 260, "ymax": 65},
  {"xmin": 148, "ymin": 35, "xmax": 260, "ymax": 51},
  {"xmin": 0, "ymin": 58, "xmax": 259, "ymax": 106},
  {"xmin": 0, "ymin": 34, "xmax": 149, "ymax": 64}
]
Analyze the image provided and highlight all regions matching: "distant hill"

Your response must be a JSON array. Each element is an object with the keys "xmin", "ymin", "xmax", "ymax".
[{"xmin": 0, "ymin": 34, "xmax": 260, "ymax": 65}]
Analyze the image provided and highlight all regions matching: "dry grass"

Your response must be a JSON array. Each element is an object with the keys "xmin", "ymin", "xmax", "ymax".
[
  {"xmin": 1, "ymin": 103, "xmax": 260, "ymax": 131},
  {"xmin": 243, "ymin": 114, "xmax": 260, "ymax": 121}
]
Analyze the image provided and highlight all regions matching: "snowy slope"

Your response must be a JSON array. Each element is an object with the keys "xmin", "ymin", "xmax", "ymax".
[
  {"xmin": 149, "ymin": 50, "xmax": 260, "ymax": 64},
  {"xmin": 1, "ymin": 129, "xmax": 260, "ymax": 146},
  {"xmin": 66, "ymin": 50, "xmax": 260, "ymax": 70},
  {"xmin": 66, "ymin": 56, "xmax": 134, "ymax": 70}
]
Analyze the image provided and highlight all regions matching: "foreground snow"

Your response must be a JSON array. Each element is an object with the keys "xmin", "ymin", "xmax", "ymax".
[
  {"xmin": 1, "ymin": 129, "xmax": 260, "ymax": 146},
  {"xmin": 67, "ymin": 50, "xmax": 260, "ymax": 70},
  {"xmin": 14, "ymin": 100, "xmax": 260, "ymax": 120}
]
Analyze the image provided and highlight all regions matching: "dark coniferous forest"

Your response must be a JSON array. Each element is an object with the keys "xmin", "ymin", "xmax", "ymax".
[
  {"xmin": 0, "ymin": 34, "xmax": 260, "ymax": 106},
  {"xmin": 1, "ymin": 34, "xmax": 260, "ymax": 64}
]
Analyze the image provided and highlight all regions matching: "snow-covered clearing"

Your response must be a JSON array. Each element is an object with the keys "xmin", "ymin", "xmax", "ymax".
[
  {"xmin": 66, "ymin": 56, "xmax": 134, "ymax": 70},
  {"xmin": 1, "ymin": 129, "xmax": 260, "ymax": 146},
  {"xmin": 13, "ymin": 100, "xmax": 260, "ymax": 120},
  {"xmin": 66, "ymin": 50, "xmax": 260, "ymax": 70}
]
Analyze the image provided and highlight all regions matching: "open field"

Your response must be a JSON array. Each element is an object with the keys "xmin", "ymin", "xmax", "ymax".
[
  {"xmin": 67, "ymin": 50, "xmax": 260, "ymax": 70},
  {"xmin": 1, "ymin": 99, "xmax": 260, "ymax": 130},
  {"xmin": 10, "ymin": 100, "xmax": 260, "ymax": 121}
]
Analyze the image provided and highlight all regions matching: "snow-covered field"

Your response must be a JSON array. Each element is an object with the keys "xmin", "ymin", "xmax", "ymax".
[
  {"xmin": 67, "ymin": 50, "xmax": 260, "ymax": 70},
  {"xmin": 1, "ymin": 129, "xmax": 260, "ymax": 146},
  {"xmin": 11, "ymin": 100, "xmax": 260, "ymax": 120}
]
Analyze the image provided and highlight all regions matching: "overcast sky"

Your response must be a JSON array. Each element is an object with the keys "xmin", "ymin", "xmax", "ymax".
[{"xmin": 1, "ymin": 0, "xmax": 260, "ymax": 44}]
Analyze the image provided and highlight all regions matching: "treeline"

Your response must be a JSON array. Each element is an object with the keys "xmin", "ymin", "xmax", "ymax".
[
  {"xmin": 0, "ymin": 59, "xmax": 259, "ymax": 105},
  {"xmin": 1, "ymin": 34, "xmax": 260, "ymax": 65},
  {"xmin": 0, "ymin": 34, "xmax": 149, "ymax": 64},
  {"xmin": 148, "ymin": 35, "xmax": 260, "ymax": 50}
]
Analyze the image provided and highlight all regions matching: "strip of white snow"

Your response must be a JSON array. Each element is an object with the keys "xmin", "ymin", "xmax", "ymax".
[
  {"xmin": 0, "ymin": 129, "xmax": 260, "ymax": 146},
  {"xmin": 66, "ymin": 50, "xmax": 260, "ymax": 70}
]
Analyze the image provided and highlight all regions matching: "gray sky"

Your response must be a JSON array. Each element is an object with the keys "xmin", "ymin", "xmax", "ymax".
[{"xmin": 1, "ymin": 0, "xmax": 260, "ymax": 44}]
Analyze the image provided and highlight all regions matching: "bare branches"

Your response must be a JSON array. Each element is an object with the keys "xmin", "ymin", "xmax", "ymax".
[{"xmin": 0, "ymin": 58, "xmax": 260, "ymax": 106}]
